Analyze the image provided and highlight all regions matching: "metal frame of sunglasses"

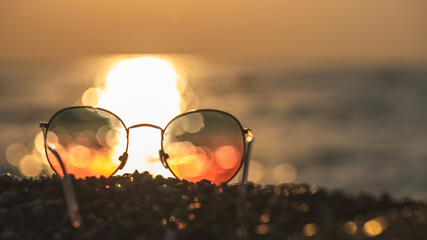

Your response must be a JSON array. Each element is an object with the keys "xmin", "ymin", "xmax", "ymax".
[{"xmin": 39, "ymin": 106, "xmax": 254, "ymax": 228}]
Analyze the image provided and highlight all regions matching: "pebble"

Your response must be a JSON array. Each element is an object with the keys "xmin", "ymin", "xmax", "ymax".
[
  {"xmin": 30, "ymin": 203, "xmax": 45, "ymax": 217},
  {"xmin": 157, "ymin": 185, "xmax": 174, "ymax": 196},
  {"xmin": 141, "ymin": 172, "xmax": 153, "ymax": 184}
]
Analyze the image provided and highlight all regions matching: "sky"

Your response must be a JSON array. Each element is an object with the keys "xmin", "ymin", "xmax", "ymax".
[{"xmin": 1, "ymin": 0, "xmax": 427, "ymax": 64}]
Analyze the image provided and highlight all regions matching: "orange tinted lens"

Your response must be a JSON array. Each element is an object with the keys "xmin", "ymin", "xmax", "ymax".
[
  {"xmin": 46, "ymin": 107, "xmax": 127, "ymax": 178},
  {"xmin": 163, "ymin": 111, "xmax": 244, "ymax": 185}
]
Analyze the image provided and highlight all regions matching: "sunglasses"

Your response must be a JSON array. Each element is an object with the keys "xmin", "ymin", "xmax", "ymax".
[{"xmin": 39, "ymin": 106, "xmax": 254, "ymax": 227}]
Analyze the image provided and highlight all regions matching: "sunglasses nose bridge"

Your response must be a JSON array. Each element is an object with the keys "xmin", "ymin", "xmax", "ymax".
[
  {"xmin": 124, "ymin": 123, "xmax": 167, "ymax": 169},
  {"xmin": 128, "ymin": 123, "xmax": 164, "ymax": 131}
]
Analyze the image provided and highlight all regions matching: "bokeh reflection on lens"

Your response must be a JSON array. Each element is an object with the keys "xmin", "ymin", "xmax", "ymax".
[
  {"xmin": 163, "ymin": 111, "xmax": 244, "ymax": 185},
  {"xmin": 46, "ymin": 108, "xmax": 126, "ymax": 178}
]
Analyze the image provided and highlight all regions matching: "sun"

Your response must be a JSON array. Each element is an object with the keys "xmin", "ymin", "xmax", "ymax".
[{"xmin": 83, "ymin": 56, "xmax": 187, "ymax": 177}]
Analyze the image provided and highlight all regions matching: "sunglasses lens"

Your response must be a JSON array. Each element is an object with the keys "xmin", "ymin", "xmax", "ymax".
[
  {"xmin": 163, "ymin": 111, "xmax": 244, "ymax": 185},
  {"xmin": 46, "ymin": 107, "xmax": 127, "ymax": 178}
]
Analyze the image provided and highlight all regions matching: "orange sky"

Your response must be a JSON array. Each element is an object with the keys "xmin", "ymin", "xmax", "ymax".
[{"xmin": 1, "ymin": 0, "xmax": 426, "ymax": 64}]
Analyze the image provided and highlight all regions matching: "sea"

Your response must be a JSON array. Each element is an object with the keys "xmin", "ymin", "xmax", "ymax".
[{"xmin": 0, "ymin": 55, "xmax": 426, "ymax": 200}]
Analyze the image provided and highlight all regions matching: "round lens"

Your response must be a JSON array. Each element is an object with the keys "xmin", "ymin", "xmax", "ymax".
[
  {"xmin": 45, "ymin": 107, "xmax": 127, "ymax": 178},
  {"xmin": 162, "ymin": 110, "xmax": 245, "ymax": 185}
]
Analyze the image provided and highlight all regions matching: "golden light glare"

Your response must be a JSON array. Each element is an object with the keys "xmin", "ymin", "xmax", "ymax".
[{"xmin": 93, "ymin": 57, "xmax": 187, "ymax": 177}]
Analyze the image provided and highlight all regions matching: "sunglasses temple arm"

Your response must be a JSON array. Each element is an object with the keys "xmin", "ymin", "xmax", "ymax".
[
  {"xmin": 241, "ymin": 129, "xmax": 254, "ymax": 185},
  {"xmin": 40, "ymin": 123, "xmax": 82, "ymax": 228},
  {"xmin": 238, "ymin": 128, "xmax": 254, "ymax": 229},
  {"xmin": 47, "ymin": 146, "xmax": 82, "ymax": 228}
]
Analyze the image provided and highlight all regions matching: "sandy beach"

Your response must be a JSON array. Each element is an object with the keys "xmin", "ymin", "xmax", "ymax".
[{"xmin": 0, "ymin": 171, "xmax": 425, "ymax": 240}]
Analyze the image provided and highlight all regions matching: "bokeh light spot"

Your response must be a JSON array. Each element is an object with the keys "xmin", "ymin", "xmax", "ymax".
[
  {"xmin": 255, "ymin": 224, "xmax": 269, "ymax": 234},
  {"xmin": 260, "ymin": 214, "xmax": 270, "ymax": 223},
  {"xmin": 363, "ymin": 216, "xmax": 387, "ymax": 237},
  {"xmin": 273, "ymin": 163, "xmax": 297, "ymax": 183},
  {"xmin": 303, "ymin": 223, "xmax": 317, "ymax": 237},
  {"xmin": 248, "ymin": 160, "xmax": 264, "ymax": 182},
  {"xmin": 343, "ymin": 221, "xmax": 357, "ymax": 235},
  {"xmin": 299, "ymin": 203, "xmax": 309, "ymax": 213},
  {"xmin": 401, "ymin": 207, "xmax": 412, "ymax": 218},
  {"xmin": 5, "ymin": 143, "xmax": 28, "ymax": 167},
  {"xmin": 19, "ymin": 154, "xmax": 42, "ymax": 176},
  {"xmin": 82, "ymin": 87, "xmax": 104, "ymax": 106}
]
